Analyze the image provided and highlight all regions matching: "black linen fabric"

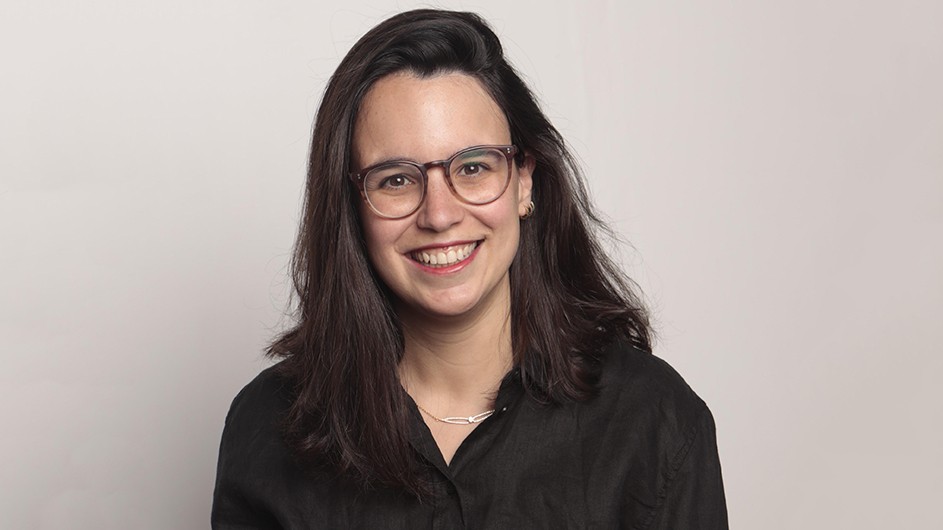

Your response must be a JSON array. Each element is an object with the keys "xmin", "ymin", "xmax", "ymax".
[{"xmin": 212, "ymin": 342, "xmax": 728, "ymax": 529}]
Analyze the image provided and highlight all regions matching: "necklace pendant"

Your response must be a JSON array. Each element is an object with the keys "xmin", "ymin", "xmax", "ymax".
[{"xmin": 417, "ymin": 404, "xmax": 496, "ymax": 426}]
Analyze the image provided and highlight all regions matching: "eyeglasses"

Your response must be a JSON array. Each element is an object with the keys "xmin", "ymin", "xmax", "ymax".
[{"xmin": 350, "ymin": 145, "xmax": 519, "ymax": 219}]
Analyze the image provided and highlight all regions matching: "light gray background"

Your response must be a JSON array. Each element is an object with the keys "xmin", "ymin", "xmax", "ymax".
[{"xmin": 2, "ymin": 1, "xmax": 941, "ymax": 528}]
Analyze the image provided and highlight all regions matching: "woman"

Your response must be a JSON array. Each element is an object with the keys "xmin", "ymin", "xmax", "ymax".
[{"xmin": 213, "ymin": 9, "xmax": 727, "ymax": 529}]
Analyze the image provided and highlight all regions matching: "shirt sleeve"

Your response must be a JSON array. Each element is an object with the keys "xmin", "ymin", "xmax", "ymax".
[{"xmin": 645, "ymin": 406, "xmax": 729, "ymax": 530}]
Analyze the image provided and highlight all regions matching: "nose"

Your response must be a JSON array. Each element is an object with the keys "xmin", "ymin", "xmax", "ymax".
[{"xmin": 416, "ymin": 166, "xmax": 464, "ymax": 231}]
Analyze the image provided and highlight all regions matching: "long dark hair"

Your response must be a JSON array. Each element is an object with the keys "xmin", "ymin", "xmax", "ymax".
[{"xmin": 268, "ymin": 9, "xmax": 651, "ymax": 496}]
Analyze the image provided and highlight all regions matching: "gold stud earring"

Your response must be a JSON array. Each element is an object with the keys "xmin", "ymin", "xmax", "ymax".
[{"xmin": 520, "ymin": 200, "xmax": 535, "ymax": 219}]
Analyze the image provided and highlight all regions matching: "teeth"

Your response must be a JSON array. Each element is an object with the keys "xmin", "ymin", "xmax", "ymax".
[{"xmin": 413, "ymin": 242, "xmax": 478, "ymax": 267}]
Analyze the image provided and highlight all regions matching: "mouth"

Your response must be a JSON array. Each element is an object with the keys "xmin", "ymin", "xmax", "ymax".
[{"xmin": 409, "ymin": 241, "xmax": 480, "ymax": 268}]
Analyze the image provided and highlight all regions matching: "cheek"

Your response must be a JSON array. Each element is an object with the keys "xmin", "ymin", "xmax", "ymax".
[
  {"xmin": 480, "ymin": 201, "xmax": 523, "ymax": 252},
  {"xmin": 496, "ymin": 190, "xmax": 524, "ymax": 229},
  {"xmin": 358, "ymin": 210, "xmax": 383, "ymax": 261},
  {"xmin": 360, "ymin": 214, "xmax": 406, "ymax": 270},
  {"xmin": 361, "ymin": 221, "xmax": 387, "ymax": 263}
]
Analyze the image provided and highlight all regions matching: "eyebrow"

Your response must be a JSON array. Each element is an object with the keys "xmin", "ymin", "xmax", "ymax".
[
  {"xmin": 361, "ymin": 145, "xmax": 504, "ymax": 169},
  {"xmin": 365, "ymin": 154, "xmax": 418, "ymax": 167}
]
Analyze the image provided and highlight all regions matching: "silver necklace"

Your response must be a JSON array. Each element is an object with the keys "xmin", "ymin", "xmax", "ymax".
[{"xmin": 416, "ymin": 403, "xmax": 495, "ymax": 425}]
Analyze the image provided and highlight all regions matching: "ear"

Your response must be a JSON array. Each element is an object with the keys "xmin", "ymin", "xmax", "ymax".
[{"xmin": 516, "ymin": 152, "xmax": 535, "ymax": 216}]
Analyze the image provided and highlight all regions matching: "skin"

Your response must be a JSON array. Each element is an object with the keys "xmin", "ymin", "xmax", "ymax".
[{"xmin": 353, "ymin": 72, "xmax": 534, "ymax": 464}]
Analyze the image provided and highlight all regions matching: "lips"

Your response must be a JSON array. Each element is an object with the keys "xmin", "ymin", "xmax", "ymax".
[{"xmin": 409, "ymin": 241, "xmax": 479, "ymax": 268}]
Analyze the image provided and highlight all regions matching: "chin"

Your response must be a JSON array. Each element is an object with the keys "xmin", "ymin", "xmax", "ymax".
[{"xmin": 411, "ymin": 296, "xmax": 482, "ymax": 319}]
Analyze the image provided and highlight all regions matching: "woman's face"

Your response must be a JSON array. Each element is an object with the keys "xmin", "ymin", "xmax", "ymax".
[{"xmin": 352, "ymin": 72, "xmax": 533, "ymax": 321}]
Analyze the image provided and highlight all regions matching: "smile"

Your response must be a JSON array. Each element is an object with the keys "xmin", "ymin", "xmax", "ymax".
[{"xmin": 409, "ymin": 241, "xmax": 479, "ymax": 268}]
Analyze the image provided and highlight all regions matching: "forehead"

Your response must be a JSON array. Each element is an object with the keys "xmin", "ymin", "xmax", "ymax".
[{"xmin": 352, "ymin": 72, "xmax": 510, "ymax": 167}]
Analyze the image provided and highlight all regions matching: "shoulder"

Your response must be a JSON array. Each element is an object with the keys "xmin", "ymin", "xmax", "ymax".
[
  {"xmin": 224, "ymin": 363, "xmax": 292, "ymax": 430},
  {"xmin": 216, "ymin": 363, "xmax": 295, "ymax": 480},
  {"xmin": 578, "ymin": 342, "xmax": 723, "ymax": 528},
  {"xmin": 213, "ymin": 362, "xmax": 302, "ymax": 526},
  {"xmin": 577, "ymin": 339, "xmax": 723, "ymax": 524},
  {"xmin": 595, "ymin": 340, "xmax": 707, "ymax": 420},
  {"xmin": 580, "ymin": 340, "xmax": 714, "ymax": 476}
]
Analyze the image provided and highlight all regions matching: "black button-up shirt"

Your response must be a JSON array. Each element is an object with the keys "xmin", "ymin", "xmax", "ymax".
[{"xmin": 212, "ymin": 342, "xmax": 728, "ymax": 529}]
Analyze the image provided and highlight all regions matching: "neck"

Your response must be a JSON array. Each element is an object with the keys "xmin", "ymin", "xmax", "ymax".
[{"xmin": 397, "ymin": 291, "xmax": 514, "ymax": 407}]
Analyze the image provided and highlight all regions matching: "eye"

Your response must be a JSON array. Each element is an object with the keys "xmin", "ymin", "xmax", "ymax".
[
  {"xmin": 364, "ymin": 164, "xmax": 421, "ymax": 193},
  {"xmin": 456, "ymin": 161, "xmax": 490, "ymax": 177},
  {"xmin": 378, "ymin": 173, "xmax": 415, "ymax": 190}
]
